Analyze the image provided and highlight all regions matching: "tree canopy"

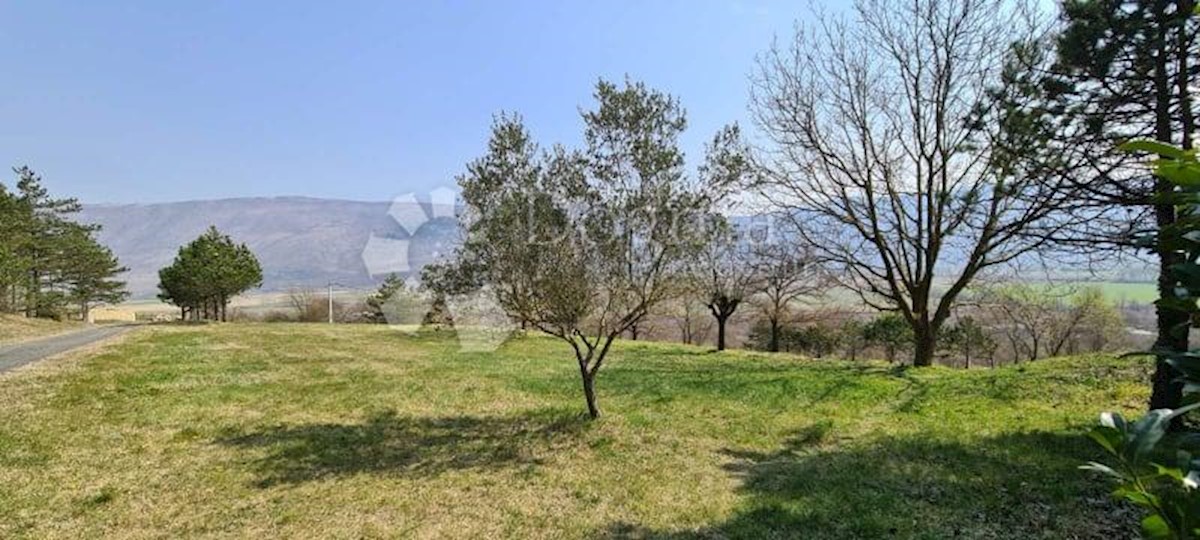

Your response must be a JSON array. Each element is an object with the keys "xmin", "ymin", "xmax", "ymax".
[
  {"xmin": 157, "ymin": 226, "xmax": 262, "ymax": 321},
  {"xmin": 0, "ymin": 166, "xmax": 128, "ymax": 319},
  {"xmin": 442, "ymin": 78, "xmax": 736, "ymax": 418}
]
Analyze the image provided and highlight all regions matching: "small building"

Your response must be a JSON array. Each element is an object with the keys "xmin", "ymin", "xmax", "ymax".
[{"xmin": 88, "ymin": 307, "xmax": 137, "ymax": 323}]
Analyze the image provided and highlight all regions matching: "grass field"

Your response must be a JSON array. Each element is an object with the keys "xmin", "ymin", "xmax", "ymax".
[
  {"xmin": 0, "ymin": 314, "xmax": 81, "ymax": 345},
  {"xmin": 0, "ymin": 324, "xmax": 1151, "ymax": 538},
  {"xmin": 1084, "ymin": 281, "xmax": 1160, "ymax": 304}
]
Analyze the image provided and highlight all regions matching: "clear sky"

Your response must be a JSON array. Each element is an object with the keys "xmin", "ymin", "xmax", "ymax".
[{"xmin": 0, "ymin": 1, "xmax": 804, "ymax": 204}]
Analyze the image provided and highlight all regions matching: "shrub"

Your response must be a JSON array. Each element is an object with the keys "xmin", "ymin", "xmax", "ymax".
[{"xmin": 862, "ymin": 314, "xmax": 912, "ymax": 363}]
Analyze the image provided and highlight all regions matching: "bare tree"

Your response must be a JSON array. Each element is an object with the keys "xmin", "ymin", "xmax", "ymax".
[
  {"xmin": 673, "ymin": 295, "xmax": 713, "ymax": 346},
  {"xmin": 980, "ymin": 283, "xmax": 1072, "ymax": 362},
  {"xmin": 701, "ymin": 226, "xmax": 757, "ymax": 351},
  {"xmin": 748, "ymin": 242, "xmax": 824, "ymax": 353},
  {"xmin": 750, "ymin": 0, "xmax": 1078, "ymax": 366},
  {"xmin": 286, "ymin": 287, "xmax": 319, "ymax": 322},
  {"xmin": 979, "ymin": 283, "xmax": 1126, "ymax": 362}
]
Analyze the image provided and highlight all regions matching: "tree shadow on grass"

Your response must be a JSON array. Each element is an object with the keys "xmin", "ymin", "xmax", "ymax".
[
  {"xmin": 215, "ymin": 408, "xmax": 587, "ymax": 488},
  {"xmin": 598, "ymin": 428, "xmax": 1139, "ymax": 539}
]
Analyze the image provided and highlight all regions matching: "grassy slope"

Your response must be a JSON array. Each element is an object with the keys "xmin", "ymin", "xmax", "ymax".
[
  {"xmin": 0, "ymin": 314, "xmax": 81, "ymax": 345},
  {"xmin": 0, "ymin": 324, "xmax": 1149, "ymax": 539}
]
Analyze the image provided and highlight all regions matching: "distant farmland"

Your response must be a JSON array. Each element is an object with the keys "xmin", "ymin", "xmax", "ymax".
[{"xmin": 1067, "ymin": 281, "xmax": 1158, "ymax": 304}]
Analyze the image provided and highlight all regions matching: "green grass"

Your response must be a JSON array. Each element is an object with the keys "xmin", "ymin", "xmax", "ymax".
[
  {"xmin": 1082, "ymin": 281, "xmax": 1160, "ymax": 304},
  {"xmin": 0, "ymin": 324, "xmax": 1151, "ymax": 538},
  {"xmin": 0, "ymin": 314, "xmax": 81, "ymax": 345}
]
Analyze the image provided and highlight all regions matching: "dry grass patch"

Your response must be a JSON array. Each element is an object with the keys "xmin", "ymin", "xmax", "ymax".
[{"xmin": 0, "ymin": 314, "xmax": 82, "ymax": 345}]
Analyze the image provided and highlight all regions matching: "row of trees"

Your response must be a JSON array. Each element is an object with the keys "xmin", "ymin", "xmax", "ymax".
[
  {"xmin": 696, "ymin": 226, "xmax": 822, "ymax": 352},
  {"xmin": 157, "ymin": 226, "xmax": 263, "ymax": 321},
  {"xmin": 746, "ymin": 284, "xmax": 1126, "ymax": 367},
  {"xmin": 0, "ymin": 167, "xmax": 127, "ymax": 320},
  {"xmin": 745, "ymin": 0, "xmax": 1197, "ymax": 414},
  {"xmin": 430, "ymin": 0, "xmax": 1197, "ymax": 419}
]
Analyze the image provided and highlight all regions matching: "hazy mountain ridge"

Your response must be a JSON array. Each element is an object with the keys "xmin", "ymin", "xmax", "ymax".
[
  {"xmin": 79, "ymin": 197, "xmax": 458, "ymax": 298},
  {"xmin": 79, "ymin": 197, "xmax": 1154, "ymax": 300}
]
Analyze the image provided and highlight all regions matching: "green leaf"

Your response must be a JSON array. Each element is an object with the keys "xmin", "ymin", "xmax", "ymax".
[
  {"xmin": 1127, "ymin": 410, "xmax": 1173, "ymax": 462},
  {"xmin": 1122, "ymin": 139, "xmax": 1186, "ymax": 159},
  {"xmin": 1158, "ymin": 161, "xmax": 1200, "ymax": 187},
  {"xmin": 1087, "ymin": 426, "xmax": 1122, "ymax": 456},
  {"xmin": 1153, "ymin": 463, "xmax": 1186, "ymax": 482},
  {"xmin": 1141, "ymin": 514, "xmax": 1173, "ymax": 539},
  {"xmin": 1116, "ymin": 486, "xmax": 1161, "ymax": 509}
]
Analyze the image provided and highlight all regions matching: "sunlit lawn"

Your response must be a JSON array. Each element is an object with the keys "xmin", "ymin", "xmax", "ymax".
[{"xmin": 0, "ymin": 323, "xmax": 1148, "ymax": 538}]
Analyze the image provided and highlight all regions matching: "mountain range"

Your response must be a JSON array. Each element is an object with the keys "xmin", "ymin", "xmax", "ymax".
[
  {"xmin": 79, "ymin": 197, "xmax": 460, "ymax": 298},
  {"xmin": 79, "ymin": 196, "xmax": 1156, "ymax": 300}
]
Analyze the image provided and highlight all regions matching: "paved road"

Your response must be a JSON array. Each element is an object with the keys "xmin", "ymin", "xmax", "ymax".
[{"xmin": 0, "ymin": 325, "xmax": 133, "ymax": 374}]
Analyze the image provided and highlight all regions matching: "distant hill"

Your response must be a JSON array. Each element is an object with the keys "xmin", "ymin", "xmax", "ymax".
[
  {"xmin": 79, "ymin": 197, "xmax": 460, "ymax": 298},
  {"xmin": 79, "ymin": 196, "xmax": 1155, "ymax": 300}
]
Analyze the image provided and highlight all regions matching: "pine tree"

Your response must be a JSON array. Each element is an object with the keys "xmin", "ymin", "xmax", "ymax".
[
  {"xmin": 1039, "ymin": 0, "xmax": 1198, "ymax": 415},
  {"xmin": 13, "ymin": 166, "xmax": 94, "ymax": 317},
  {"xmin": 61, "ymin": 227, "xmax": 129, "ymax": 320},
  {"xmin": 0, "ymin": 183, "xmax": 23, "ymax": 312},
  {"xmin": 157, "ymin": 227, "xmax": 262, "ymax": 321},
  {"xmin": 0, "ymin": 166, "xmax": 125, "ymax": 319}
]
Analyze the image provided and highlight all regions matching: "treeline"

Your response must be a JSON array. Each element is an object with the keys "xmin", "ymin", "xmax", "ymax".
[
  {"xmin": 0, "ymin": 167, "xmax": 128, "ymax": 320},
  {"xmin": 745, "ymin": 285, "xmax": 1126, "ymax": 368},
  {"xmin": 412, "ymin": 0, "xmax": 1200, "ymax": 420},
  {"xmin": 157, "ymin": 226, "xmax": 262, "ymax": 321}
]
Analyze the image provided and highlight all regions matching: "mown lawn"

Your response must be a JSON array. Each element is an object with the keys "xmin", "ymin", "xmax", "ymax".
[{"xmin": 0, "ymin": 324, "xmax": 1150, "ymax": 538}]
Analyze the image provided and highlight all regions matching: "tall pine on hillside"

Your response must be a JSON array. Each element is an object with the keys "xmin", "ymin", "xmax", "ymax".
[{"xmin": 1040, "ymin": 0, "xmax": 1198, "ymax": 414}]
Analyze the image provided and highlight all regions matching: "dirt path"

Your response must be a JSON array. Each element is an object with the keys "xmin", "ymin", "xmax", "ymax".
[{"xmin": 0, "ymin": 324, "xmax": 134, "ymax": 374}]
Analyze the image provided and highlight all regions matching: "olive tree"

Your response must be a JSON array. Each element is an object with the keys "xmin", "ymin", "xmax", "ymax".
[
  {"xmin": 697, "ymin": 126, "xmax": 757, "ymax": 351},
  {"xmin": 701, "ymin": 227, "xmax": 755, "ymax": 351},
  {"xmin": 450, "ymin": 79, "xmax": 733, "ymax": 418}
]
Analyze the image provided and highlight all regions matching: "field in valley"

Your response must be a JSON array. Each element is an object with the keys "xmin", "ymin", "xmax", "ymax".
[{"xmin": 0, "ymin": 323, "xmax": 1150, "ymax": 538}]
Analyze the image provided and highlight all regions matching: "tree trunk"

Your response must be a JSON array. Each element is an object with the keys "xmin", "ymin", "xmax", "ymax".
[
  {"xmin": 25, "ymin": 268, "xmax": 38, "ymax": 318},
  {"xmin": 629, "ymin": 324, "xmax": 639, "ymax": 341},
  {"xmin": 768, "ymin": 317, "xmax": 780, "ymax": 353},
  {"xmin": 580, "ymin": 369, "xmax": 600, "ymax": 419},
  {"xmin": 1151, "ymin": 247, "xmax": 1187, "ymax": 414},
  {"xmin": 912, "ymin": 324, "xmax": 934, "ymax": 367},
  {"xmin": 1149, "ymin": 5, "xmax": 1187, "ymax": 418},
  {"xmin": 715, "ymin": 315, "xmax": 728, "ymax": 351}
]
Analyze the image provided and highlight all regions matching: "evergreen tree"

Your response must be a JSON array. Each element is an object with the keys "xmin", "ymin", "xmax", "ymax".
[
  {"xmin": 0, "ymin": 183, "xmax": 23, "ymax": 312},
  {"xmin": 365, "ymin": 274, "xmax": 409, "ymax": 323},
  {"xmin": 13, "ymin": 166, "xmax": 92, "ymax": 317},
  {"xmin": 0, "ymin": 166, "xmax": 126, "ymax": 319},
  {"xmin": 61, "ymin": 227, "xmax": 129, "ymax": 320},
  {"xmin": 157, "ymin": 227, "xmax": 262, "ymax": 321},
  {"xmin": 1035, "ymin": 0, "xmax": 1199, "ymax": 415}
]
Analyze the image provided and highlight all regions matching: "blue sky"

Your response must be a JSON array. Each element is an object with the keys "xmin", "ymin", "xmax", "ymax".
[{"xmin": 0, "ymin": 1, "xmax": 804, "ymax": 204}]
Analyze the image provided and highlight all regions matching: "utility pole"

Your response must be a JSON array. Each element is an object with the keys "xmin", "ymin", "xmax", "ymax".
[{"xmin": 327, "ymin": 282, "xmax": 334, "ymax": 324}]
